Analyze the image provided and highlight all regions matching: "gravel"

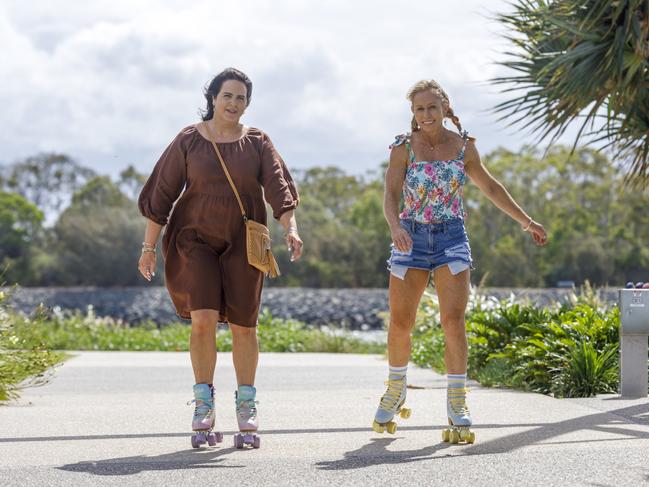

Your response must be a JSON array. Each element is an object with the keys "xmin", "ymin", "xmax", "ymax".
[{"xmin": 2, "ymin": 286, "xmax": 619, "ymax": 330}]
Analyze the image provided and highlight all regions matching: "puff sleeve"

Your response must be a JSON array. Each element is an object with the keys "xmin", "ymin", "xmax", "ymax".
[
  {"xmin": 137, "ymin": 131, "xmax": 187, "ymax": 225},
  {"xmin": 259, "ymin": 133, "xmax": 299, "ymax": 219}
]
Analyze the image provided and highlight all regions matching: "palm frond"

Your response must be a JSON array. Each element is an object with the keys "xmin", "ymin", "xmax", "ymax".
[{"xmin": 492, "ymin": 0, "xmax": 649, "ymax": 188}]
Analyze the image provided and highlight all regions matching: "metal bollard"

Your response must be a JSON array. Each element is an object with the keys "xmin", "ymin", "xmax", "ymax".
[{"xmin": 618, "ymin": 289, "xmax": 649, "ymax": 397}]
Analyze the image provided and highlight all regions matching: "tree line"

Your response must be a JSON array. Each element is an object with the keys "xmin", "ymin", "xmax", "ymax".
[{"xmin": 0, "ymin": 146, "xmax": 647, "ymax": 288}]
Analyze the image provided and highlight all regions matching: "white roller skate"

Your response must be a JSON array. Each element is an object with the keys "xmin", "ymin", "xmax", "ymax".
[
  {"xmin": 189, "ymin": 383, "xmax": 223, "ymax": 448},
  {"xmin": 234, "ymin": 385, "xmax": 260, "ymax": 449},
  {"xmin": 442, "ymin": 387, "xmax": 475, "ymax": 444},
  {"xmin": 372, "ymin": 377, "xmax": 411, "ymax": 434}
]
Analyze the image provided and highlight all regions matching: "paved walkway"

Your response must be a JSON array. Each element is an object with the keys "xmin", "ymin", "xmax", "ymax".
[{"xmin": 1, "ymin": 352, "xmax": 648, "ymax": 486}]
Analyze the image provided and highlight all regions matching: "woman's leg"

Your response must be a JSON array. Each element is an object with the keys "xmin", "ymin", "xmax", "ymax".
[
  {"xmin": 230, "ymin": 323, "xmax": 259, "ymax": 386},
  {"xmin": 387, "ymin": 269, "xmax": 431, "ymax": 366},
  {"xmin": 373, "ymin": 268, "xmax": 430, "ymax": 432},
  {"xmin": 189, "ymin": 309, "xmax": 220, "ymax": 383},
  {"xmin": 432, "ymin": 266, "xmax": 470, "ymax": 373}
]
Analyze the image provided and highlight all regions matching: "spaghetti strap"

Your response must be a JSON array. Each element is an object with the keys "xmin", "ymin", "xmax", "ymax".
[
  {"xmin": 389, "ymin": 133, "xmax": 415, "ymax": 163},
  {"xmin": 458, "ymin": 130, "xmax": 470, "ymax": 159}
]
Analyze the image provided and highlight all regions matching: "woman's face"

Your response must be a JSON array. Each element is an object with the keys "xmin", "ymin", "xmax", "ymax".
[
  {"xmin": 411, "ymin": 90, "xmax": 447, "ymax": 132},
  {"xmin": 212, "ymin": 79, "xmax": 248, "ymax": 123}
]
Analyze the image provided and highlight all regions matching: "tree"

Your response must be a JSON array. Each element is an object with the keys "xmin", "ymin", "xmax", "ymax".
[
  {"xmin": 493, "ymin": 0, "xmax": 649, "ymax": 187},
  {"xmin": 0, "ymin": 192, "xmax": 44, "ymax": 284},
  {"xmin": 53, "ymin": 177, "xmax": 154, "ymax": 286},
  {"xmin": 0, "ymin": 153, "xmax": 96, "ymax": 221},
  {"xmin": 118, "ymin": 165, "xmax": 147, "ymax": 201}
]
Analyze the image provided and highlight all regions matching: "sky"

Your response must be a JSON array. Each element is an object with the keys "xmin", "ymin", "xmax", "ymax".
[{"xmin": 0, "ymin": 0, "xmax": 581, "ymax": 179}]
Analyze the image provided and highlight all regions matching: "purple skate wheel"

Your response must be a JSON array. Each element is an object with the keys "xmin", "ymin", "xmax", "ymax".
[
  {"xmin": 191, "ymin": 434, "xmax": 200, "ymax": 449},
  {"xmin": 207, "ymin": 432, "xmax": 217, "ymax": 446},
  {"xmin": 234, "ymin": 434, "xmax": 244, "ymax": 449},
  {"xmin": 252, "ymin": 435, "xmax": 261, "ymax": 449},
  {"xmin": 636, "ymin": 282, "xmax": 645, "ymax": 288},
  {"xmin": 215, "ymin": 431, "xmax": 224, "ymax": 443}
]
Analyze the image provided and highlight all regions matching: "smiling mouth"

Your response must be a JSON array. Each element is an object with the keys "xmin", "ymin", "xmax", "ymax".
[{"xmin": 225, "ymin": 109, "xmax": 238, "ymax": 114}]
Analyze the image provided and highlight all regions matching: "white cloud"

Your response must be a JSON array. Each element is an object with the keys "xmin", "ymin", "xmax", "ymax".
[{"xmin": 0, "ymin": 0, "xmax": 581, "ymax": 178}]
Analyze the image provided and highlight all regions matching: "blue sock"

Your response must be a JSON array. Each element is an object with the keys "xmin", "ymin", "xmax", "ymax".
[
  {"xmin": 447, "ymin": 373, "xmax": 467, "ymax": 389},
  {"xmin": 389, "ymin": 365, "xmax": 408, "ymax": 381}
]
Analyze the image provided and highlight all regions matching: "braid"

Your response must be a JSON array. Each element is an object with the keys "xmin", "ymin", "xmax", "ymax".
[
  {"xmin": 406, "ymin": 79, "xmax": 476, "ymax": 141},
  {"xmin": 446, "ymin": 107, "xmax": 463, "ymax": 134}
]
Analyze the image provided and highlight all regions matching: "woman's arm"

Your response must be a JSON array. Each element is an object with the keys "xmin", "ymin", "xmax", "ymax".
[
  {"xmin": 384, "ymin": 144, "xmax": 412, "ymax": 252},
  {"xmin": 464, "ymin": 140, "xmax": 547, "ymax": 245},
  {"xmin": 138, "ymin": 219, "xmax": 163, "ymax": 281},
  {"xmin": 279, "ymin": 209, "xmax": 303, "ymax": 261}
]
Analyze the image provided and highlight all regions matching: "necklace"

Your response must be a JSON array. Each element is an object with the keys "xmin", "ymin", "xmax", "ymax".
[{"xmin": 421, "ymin": 131, "xmax": 446, "ymax": 151}]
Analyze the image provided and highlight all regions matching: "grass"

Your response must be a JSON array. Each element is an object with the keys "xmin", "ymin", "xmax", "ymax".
[
  {"xmin": 0, "ymin": 290, "xmax": 66, "ymax": 402},
  {"xmin": 5, "ymin": 306, "xmax": 385, "ymax": 354}
]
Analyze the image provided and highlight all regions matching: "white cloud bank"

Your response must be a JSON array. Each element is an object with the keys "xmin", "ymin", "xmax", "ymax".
[{"xmin": 0, "ymin": 0, "xmax": 575, "ymax": 177}]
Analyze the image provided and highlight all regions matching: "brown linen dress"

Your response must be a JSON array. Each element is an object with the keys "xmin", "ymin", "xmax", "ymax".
[{"xmin": 138, "ymin": 125, "xmax": 299, "ymax": 326}]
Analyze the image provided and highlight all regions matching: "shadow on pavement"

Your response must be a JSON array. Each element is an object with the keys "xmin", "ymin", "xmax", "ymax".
[
  {"xmin": 315, "ymin": 403, "xmax": 649, "ymax": 470},
  {"xmin": 57, "ymin": 447, "xmax": 244, "ymax": 476},
  {"xmin": 316, "ymin": 437, "xmax": 452, "ymax": 470},
  {"xmin": 463, "ymin": 403, "xmax": 649, "ymax": 456}
]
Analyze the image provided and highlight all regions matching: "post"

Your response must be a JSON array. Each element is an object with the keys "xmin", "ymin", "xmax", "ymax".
[{"xmin": 619, "ymin": 289, "xmax": 649, "ymax": 398}]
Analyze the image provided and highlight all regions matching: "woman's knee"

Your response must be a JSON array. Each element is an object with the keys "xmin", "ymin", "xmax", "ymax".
[
  {"xmin": 191, "ymin": 311, "xmax": 218, "ymax": 335},
  {"xmin": 441, "ymin": 316, "xmax": 466, "ymax": 339},
  {"xmin": 389, "ymin": 316, "xmax": 415, "ymax": 334},
  {"xmin": 230, "ymin": 323, "xmax": 257, "ymax": 338}
]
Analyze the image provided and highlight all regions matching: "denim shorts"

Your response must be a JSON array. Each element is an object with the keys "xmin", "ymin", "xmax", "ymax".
[{"xmin": 386, "ymin": 218, "xmax": 474, "ymax": 279}]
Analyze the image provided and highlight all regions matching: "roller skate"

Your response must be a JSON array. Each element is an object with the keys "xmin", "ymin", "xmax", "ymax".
[
  {"xmin": 188, "ymin": 383, "xmax": 223, "ymax": 448},
  {"xmin": 442, "ymin": 387, "xmax": 475, "ymax": 444},
  {"xmin": 233, "ymin": 385, "xmax": 260, "ymax": 449},
  {"xmin": 372, "ymin": 377, "xmax": 411, "ymax": 434}
]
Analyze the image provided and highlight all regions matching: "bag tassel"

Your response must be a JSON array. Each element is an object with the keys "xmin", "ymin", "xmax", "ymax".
[{"xmin": 267, "ymin": 249, "xmax": 280, "ymax": 278}]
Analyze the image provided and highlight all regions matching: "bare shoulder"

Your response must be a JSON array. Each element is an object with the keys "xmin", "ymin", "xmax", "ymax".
[{"xmin": 389, "ymin": 143, "xmax": 409, "ymax": 167}]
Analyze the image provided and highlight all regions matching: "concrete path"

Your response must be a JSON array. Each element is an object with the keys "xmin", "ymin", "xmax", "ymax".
[{"xmin": 1, "ymin": 352, "xmax": 648, "ymax": 486}]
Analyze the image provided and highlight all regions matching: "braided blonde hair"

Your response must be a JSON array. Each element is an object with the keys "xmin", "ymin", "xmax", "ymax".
[{"xmin": 406, "ymin": 80, "xmax": 467, "ymax": 136}]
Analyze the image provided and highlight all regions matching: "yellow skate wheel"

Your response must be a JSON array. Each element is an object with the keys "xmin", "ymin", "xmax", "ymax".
[
  {"xmin": 442, "ymin": 429, "xmax": 450, "ymax": 442},
  {"xmin": 449, "ymin": 430, "xmax": 460, "ymax": 444},
  {"xmin": 372, "ymin": 421, "xmax": 385, "ymax": 434},
  {"xmin": 386, "ymin": 421, "xmax": 397, "ymax": 434},
  {"xmin": 468, "ymin": 432, "xmax": 475, "ymax": 444},
  {"xmin": 459, "ymin": 429, "xmax": 471, "ymax": 442},
  {"xmin": 399, "ymin": 408, "xmax": 411, "ymax": 419}
]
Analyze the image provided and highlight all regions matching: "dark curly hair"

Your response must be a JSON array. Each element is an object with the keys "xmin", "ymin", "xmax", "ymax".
[{"xmin": 200, "ymin": 68, "xmax": 253, "ymax": 121}]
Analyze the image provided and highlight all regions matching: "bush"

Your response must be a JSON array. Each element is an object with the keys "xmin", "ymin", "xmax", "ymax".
[
  {"xmin": 410, "ymin": 285, "xmax": 624, "ymax": 398},
  {"xmin": 0, "ymin": 290, "xmax": 64, "ymax": 402}
]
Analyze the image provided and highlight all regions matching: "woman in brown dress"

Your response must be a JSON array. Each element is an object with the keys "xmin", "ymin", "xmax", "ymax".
[{"xmin": 137, "ymin": 68, "xmax": 302, "ymax": 448}]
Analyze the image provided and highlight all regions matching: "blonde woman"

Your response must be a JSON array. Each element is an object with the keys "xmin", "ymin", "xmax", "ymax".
[{"xmin": 373, "ymin": 80, "xmax": 547, "ymax": 443}]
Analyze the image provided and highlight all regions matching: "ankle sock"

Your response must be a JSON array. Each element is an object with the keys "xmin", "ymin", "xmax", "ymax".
[
  {"xmin": 447, "ymin": 373, "xmax": 467, "ymax": 389},
  {"xmin": 389, "ymin": 365, "xmax": 408, "ymax": 381}
]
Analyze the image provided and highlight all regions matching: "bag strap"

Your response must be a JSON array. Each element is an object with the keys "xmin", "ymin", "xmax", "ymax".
[{"xmin": 204, "ymin": 124, "xmax": 248, "ymax": 222}]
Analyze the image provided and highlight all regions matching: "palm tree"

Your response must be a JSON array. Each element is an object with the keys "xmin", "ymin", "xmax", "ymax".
[{"xmin": 492, "ymin": 0, "xmax": 649, "ymax": 187}]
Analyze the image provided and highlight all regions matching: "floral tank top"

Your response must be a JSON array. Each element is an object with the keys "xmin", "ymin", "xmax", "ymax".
[{"xmin": 390, "ymin": 130, "xmax": 469, "ymax": 223}]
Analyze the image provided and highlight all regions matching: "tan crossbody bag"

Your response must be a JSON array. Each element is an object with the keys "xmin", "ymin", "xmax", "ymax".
[{"xmin": 206, "ymin": 130, "xmax": 280, "ymax": 278}]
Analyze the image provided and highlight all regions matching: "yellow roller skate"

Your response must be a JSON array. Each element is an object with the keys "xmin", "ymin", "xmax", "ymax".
[
  {"xmin": 372, "ymin": 377, "xmax": 411, "ymax": 434},
  {"xmin": 442, "ymin": 387, "xmax": 475, "ymax": 444}
]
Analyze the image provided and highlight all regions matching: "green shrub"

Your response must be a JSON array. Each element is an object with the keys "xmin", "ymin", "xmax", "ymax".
[
  {"xmin": 410, "ymin": 285, "xmax": 624, "ymax": 398},
  {"xmin": 0, "ymin": 290, "xmax": 64, "ymax": 402}
]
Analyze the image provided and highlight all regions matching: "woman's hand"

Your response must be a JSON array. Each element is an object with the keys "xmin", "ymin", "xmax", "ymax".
[
  {"xmin": 138, "ymin": 250, "xmax": 156, "ymax": 281},
  {"xmin": 285, "ymin": 229, "xmax": 303, "ymax": 261},
  {"xmin": 525, "ymin": 221, "xmax": 548, "ymax": 246},
  {"xmin": 391, "ymin": 225, "xmax": 413, "ymax": 253}
]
